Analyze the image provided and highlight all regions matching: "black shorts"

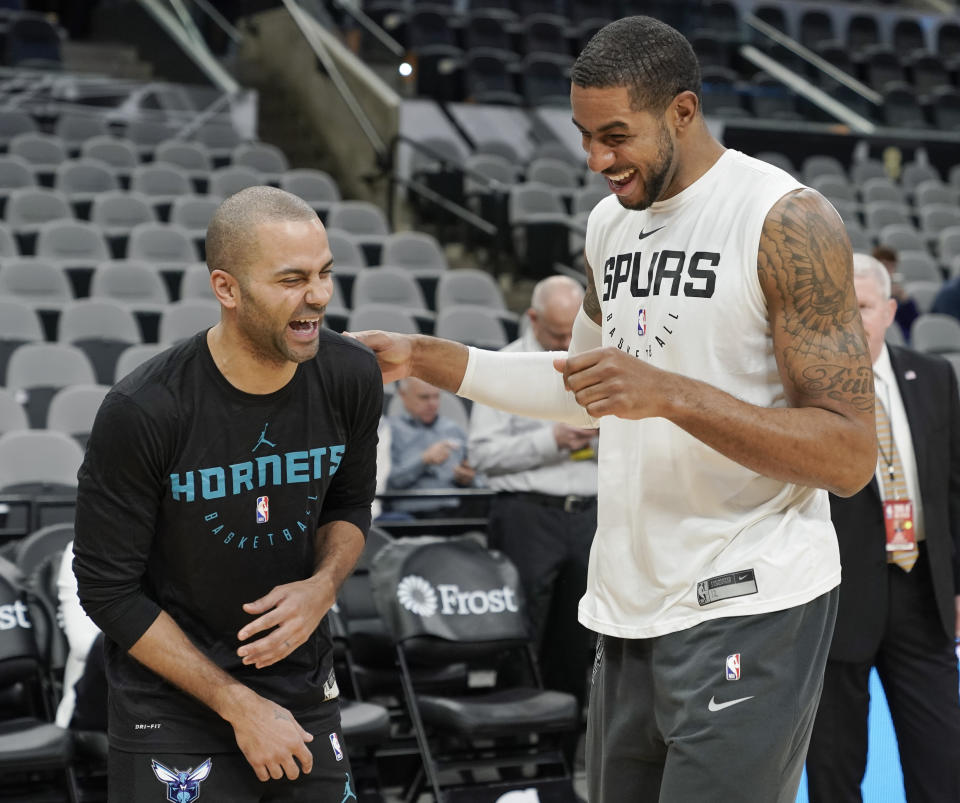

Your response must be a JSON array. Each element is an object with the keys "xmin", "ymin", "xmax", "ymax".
[{"xmin": 108, "ymin": 718, "xmax": 355, "ymax": 803}]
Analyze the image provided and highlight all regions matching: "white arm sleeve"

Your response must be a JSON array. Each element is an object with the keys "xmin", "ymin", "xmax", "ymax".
[
  {"xmin": 569, "ymin": 306, "xmax": 602, "ymax": 356},
  {"xmin": 456, "ymin": 347, "xmax": 600, "ymax": 427}
]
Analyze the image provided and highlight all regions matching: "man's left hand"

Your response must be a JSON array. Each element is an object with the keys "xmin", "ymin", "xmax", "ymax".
[
  {"xmin": 453, "ymin": 461, "xmax": 475, "ymax": 486},
  {"xmin": 237, "ymin": 578, "xmax": 332, "ymax": 668},
  {"xmin": 557, "ymin": 347, "xmax": 671, "ymax": 420}
]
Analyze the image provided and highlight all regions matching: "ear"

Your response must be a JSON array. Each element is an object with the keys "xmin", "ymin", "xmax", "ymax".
[
  {"xmin": 210, "ymin": 269, "xmax": 239, "ymax": 309},
  {"xmin": 672, "ymin": 90, "xmax": 700, "ymax": 132},
  {"xmin": 884, "ymin": 297, "xmax": 898, "ymax": 328}
]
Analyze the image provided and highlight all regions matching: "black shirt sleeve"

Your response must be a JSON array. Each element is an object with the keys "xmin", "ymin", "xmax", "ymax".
[
  {"xmin": 73, "ymin": 391, "xmax": 171, "ymax": 651},
  {"xmin": 316, "ymin": 346, "xmax": 383, "ymax": 537}
]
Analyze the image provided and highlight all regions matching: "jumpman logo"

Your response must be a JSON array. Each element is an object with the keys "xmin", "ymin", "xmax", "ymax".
[
  {"xmin": 252, "ymin": 423, "xmax": 276, "ymax": 453},
  {"xmin": 341, "ymin": 772, "xmax": 357, "ymax": 803}
]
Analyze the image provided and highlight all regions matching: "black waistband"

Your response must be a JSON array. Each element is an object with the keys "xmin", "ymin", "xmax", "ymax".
[{"xmin": 507, "ymin": 491, "xmax": 597, "ymax": 513}]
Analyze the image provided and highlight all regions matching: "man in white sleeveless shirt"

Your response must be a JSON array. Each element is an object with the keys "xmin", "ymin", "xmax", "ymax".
[{"xmin": 352, "ymin": 16, "xmax": 877, "ymax": 802}]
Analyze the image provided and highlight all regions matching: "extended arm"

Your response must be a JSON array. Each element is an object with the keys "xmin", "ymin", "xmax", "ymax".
[{"xmin": 562, "ymin": 189, "xmax": 876, "ymax": 497}]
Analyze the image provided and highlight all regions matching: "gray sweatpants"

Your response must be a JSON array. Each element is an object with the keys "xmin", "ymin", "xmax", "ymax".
[{"xmin": 586, "ymin": 589, "xmax": 838, "ymax": 803}]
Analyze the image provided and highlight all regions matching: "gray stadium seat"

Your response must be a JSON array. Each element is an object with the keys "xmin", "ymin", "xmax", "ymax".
[
  {"xmin": 89, "ymin": 261, "xmax": 170, "ymax": 312},
  {"xmin": 0, "ymin": 297, "xmax": 43, "ymax": 385},
  {"xmin": 878, "ymin": 224, "xmax": 926, "ymax": 254},
  {"xmin": 158, "ymin": 299, "xmax": 219, "ymax": 344},
  {"xmin": 351, "ymin": 267, "xmax": 433, "ymax": 327},
  {"xmin": 434, "ymin": 305, "xmax": 508, "ymax": 349},
  {"xmin": 0, "ymin": 429, "xmax": 84, "ymax": 489},
  {"xmin": 53, "ymin": 159, "xmax": 120, "ymax": 214},
  {"xmin": 57, "ymin": 299, "xmax": 142, "ymax": 384},
  {"xmin": 327, "ymin": 201, "xmax": 391, "ymax": 265},
  {"xmin": 0, "ymin": 387, "xmax": 28, "ymax": 435},
  {"xmin": 154, "ymin": 140, "xmax": 213, "ymax": 190},
  {"xmin": 900, "ymin": 161, "xmax": 941, "ymax": 193},
  {"xmin": 346, "ymin": 305, "xmax": 420, "ymax": 335},
  {"xmin": 860, "ymin": 178, "xmax": 905, "ymax": 206},
  {"xmin": 126, "ymin": 120, "xmax": 179, "ymax": 159},
  {"xmin": 90, "ymin": 190, "xmax": 157, "ymax": 243},
  {"xmin": 5, "ymin": 187, "xmax": 73, "ymax": 242},
  {"xmin": 279, "ymin": 169, "xmax": 340, "ymax": 218},
  {"xmin": 508, "ymin": 182, "xmax": 572, "ymax": 276},
  {"xmin": 920, "ymin": 205, "xmax": 960, "ymax": 242},
  {"xmin": 194, "ymin": 122, "xmax": 243, "ymax": 163},
  {"xmin": 939, "ymin": 227, "xmax": 960, "ymax": 268},
  {"xmin": 208, "ymin": 165, "xmax": 260, "ymax": 199},
  {"xmin": 379, "ymin": 230, "xmax": 448, "ymax": 293},
  {"xmin": 0, "ymin": 110, "xmax": 38, "ymax": 149},
  {"xmin": 114, "ymin": 343, "xmax": 168, "ymax": 382},
  {"xmin": 127, "ymin": 222, "xmax": 199, "ymax": 267},
  {"xmin": 865, "ymin": 201, "xmax": 911, "ymax": 232},
  {"xmin": 35, "ymin": 220, "xmax": 110, "ymax": 295},
  {"xmin": 525, "ymin": 157, "xmax": 581, "ymax": 196},
  {"xmin": 435, "ymin": 268, "xmax": 507, "ymax": 311},
  {"xmin": 903, "ymin": 281, "xmax": 941, "ymax": 314},
  {"xmin": 5, "ymin": 343, "xmax": 97, "ymax": 428},
  {"xmin": 178, "ymin": 263, "xmax": 214, "ymax": 300},
  {"xmin": 9, "ymin": 133, "xmax": 67, "ymax": 180},
  {"xmin": 914, "ymin": 181, "xmax": 959, "ymax": 209},
  {"xmin": 53, "ymin": 114, "xmax": 111, "ymax": 155},
  {"xmin": 130, "ymin": 163, "xmax": 193, "ymax": 214},
  {"xmin": 0, "ymin": 155, "xmax": 37, "ymax": 210},
  {"xmin": 802, "ymin": 154, "xmax": 846, "ymax": 185},
  {"xmin": 0, "ymin": 258, "xmax": 73, "ymax": 313},
  {"xmin": 897, "ymin": 251, "xmax": 941, "ymax": 283},
  {"xmin": 911, "ymin": 313, "xmax": 960, "ymax": 355},
  {"xmin": 46, "ymin": 384, "xmax": 110, "ymax": 447},
  {"xmin": 80, "ymin": 136, "xmax": 139, "ymax": 180},
  {"xmin": 849, "ymin": 159, "xmax": 888, "ymax": 186},
  {"xmin": 232, "ymin": 142, "xmax": 288, "ymax": 183},
  {"xmin": 169, "ymin": 194, "xmax": 220, "ymax": 247}
]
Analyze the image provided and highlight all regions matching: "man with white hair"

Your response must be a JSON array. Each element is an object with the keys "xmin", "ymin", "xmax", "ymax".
[
  {"xmin": 468, "ymin": 275, "xmax": 598, "ymax": 746},
  {"xmin": 806, "ymin": 252, "xmax": 960, "ymax": 802}
]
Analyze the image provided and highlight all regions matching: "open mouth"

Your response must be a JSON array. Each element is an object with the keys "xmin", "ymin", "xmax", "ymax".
[
  {"xmin": 605, "ymin": 167, "xmax": 638, "ymax": 196},
  {"xmin": 288, "ymin": 318, "xmax": 320, "ymax": 339}
]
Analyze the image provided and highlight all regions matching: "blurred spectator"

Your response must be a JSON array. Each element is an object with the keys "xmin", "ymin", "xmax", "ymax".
[
  {"xmin": 469, "ymin": 275, "xmax": 597, "ymax": 759},
  {"xmin": 873, "ymin": 245, "xmax": 919, "ymax": 340},
  {"xmin": 387, "ymin": 377, "xmax": 479, "ymax": 516},
  {"xmin": 931, "ymin": 277, "xmax": 960, "ymax": 323}
]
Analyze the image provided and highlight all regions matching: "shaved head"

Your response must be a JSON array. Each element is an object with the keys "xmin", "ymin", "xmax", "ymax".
[{"xmin": 206, "ymin": 186, "xmax": 318, "ymax": 281}]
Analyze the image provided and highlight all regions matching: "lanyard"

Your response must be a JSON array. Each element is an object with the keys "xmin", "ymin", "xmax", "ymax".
[{"xmin": 875, "ymin": 378, "xmax": 897, "ymax": 484}]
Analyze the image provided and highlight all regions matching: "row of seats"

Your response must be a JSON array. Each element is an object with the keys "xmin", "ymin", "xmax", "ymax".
[
  {"xmin": 0, "ymin": 134, "xmax": 292, "ymax": 182},
  {"xmin": 0, "ymin": 109, "xmax": 250, "ymax": 163}
]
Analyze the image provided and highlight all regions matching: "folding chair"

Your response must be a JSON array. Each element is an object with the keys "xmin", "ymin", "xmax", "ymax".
[
  {"xmin": 0, "ymin": 558, "xmax": 80, "ymax": 803},
  {"xmin": 369, "ymin": 536, "xmax": 580, "ymax": 803}
]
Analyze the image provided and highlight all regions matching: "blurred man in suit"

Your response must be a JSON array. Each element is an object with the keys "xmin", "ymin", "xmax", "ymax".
[{"xmin": 806, "ymin": 253, "xmax": 960, "ymax": 802}]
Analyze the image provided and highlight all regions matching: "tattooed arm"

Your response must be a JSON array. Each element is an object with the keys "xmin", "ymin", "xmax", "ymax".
[{"xmin": 560, "ymin": 189, "xmax": 876, "ymax": 496}]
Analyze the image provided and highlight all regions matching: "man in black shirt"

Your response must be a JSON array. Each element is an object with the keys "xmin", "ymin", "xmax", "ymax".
[{"xmin": 73, "ymin": 186, "xmax": 382, "ymax": 801}]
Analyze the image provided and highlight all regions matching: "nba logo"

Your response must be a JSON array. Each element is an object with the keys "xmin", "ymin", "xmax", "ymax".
[
  {"xmin": 637, "ymin": 308, "xmax": 647, "ymax": 336},
  {"xmin": 726, "ymin": 653, "xmax": 741, "ymax": 681},
  {"xmin": 256, "ymin": 496, "xmax": 269, "ymax": 524},
  {"xmin": 329, "ymin": 732, "xmax": 344, "ymax": 761}
]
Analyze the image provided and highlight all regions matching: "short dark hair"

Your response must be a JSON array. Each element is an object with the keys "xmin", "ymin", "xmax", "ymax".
[
  {"xmin": 206, "ymin": 185, "xmax": 318, "ymax": 279},
  {"xmin": 571, "ymin": 16, "xmax": 702, "ymax": 113},
  {"xmin": 872, "ymin": 244, "xmax": 897, "ymax": 263}
]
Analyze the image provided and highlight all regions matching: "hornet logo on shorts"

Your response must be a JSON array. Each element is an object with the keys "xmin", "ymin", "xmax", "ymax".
[{"xmin": 151, "ymin": 757, "xmax": 212, "ymax": 802}]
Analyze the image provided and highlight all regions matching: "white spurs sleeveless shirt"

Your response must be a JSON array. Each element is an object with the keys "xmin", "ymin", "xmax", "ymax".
[{"xmin": 579, "ymin": 149, "xmax": 841, "ymax": 638}]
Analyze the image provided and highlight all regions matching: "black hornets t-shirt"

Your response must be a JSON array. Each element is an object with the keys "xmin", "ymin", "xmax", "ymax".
[{"xmin": 73, "ymin": 329, "xmax": 382, "ymax": 752}]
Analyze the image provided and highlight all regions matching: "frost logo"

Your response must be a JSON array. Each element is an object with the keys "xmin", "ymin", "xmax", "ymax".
[
  {"xmin": 396, "ymin": 575, "xmax": 521, "ymax": 617},
  {"xmin": 397, "ymin": 575, "xmax": 438, "ymax": 616}
]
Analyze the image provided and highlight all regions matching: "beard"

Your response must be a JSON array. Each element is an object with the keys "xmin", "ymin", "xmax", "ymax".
[
  {"xmin": 235, "ymin": 288, "xmax": 322, "ymax": 366},
  {"xmin": 616, "ymin": 120, "xmax": 675, "ymax": 212}
]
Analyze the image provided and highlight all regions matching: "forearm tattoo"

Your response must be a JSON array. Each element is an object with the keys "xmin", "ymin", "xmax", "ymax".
[{"xmin": 758, "ymin": 190, "xmax": 875, "ymax": 413}]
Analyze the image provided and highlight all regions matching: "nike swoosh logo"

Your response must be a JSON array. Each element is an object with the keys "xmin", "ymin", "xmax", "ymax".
[
  {"xmin": 638, "ymin": 226, "xmax": 665, "ymax": 240},
  {"xmin": 707, "ymin": 695, "xmax": 754, "ymax": 712}
]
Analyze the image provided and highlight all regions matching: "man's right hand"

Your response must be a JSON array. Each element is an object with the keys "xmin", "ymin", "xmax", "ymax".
[
  {"xmin": 554, "ymin": 423, "xmax": 598, "ymax": 451},
  {"xmin": 345, "ymin": 330, "xmax": 413, "ymax": 384},
  {"xmin": 422, "ymin": 439, "xmax": 457, "ymax": 465},
  {"xmin": 227, "ymin": 691, "xmax": 314, "ymax": 781}
]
